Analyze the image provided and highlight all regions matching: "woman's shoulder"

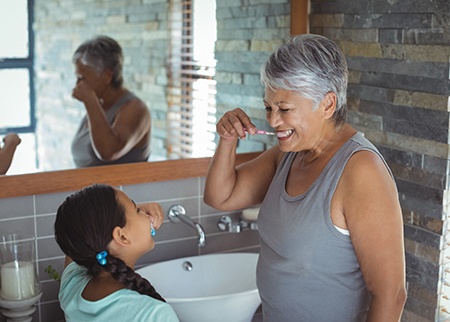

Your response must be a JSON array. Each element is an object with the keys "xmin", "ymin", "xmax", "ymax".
[{"xmin": 118, "ymin": 91, "xmax": 149, "ymax": 114}]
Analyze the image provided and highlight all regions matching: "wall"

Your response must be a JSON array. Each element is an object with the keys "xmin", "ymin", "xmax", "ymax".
[
  {"xmin": 214, "ymin": 0, "xmax": 290, "ymax": 153},
  {"xmin": 0, "ymin": 176, "xmax": 260, "ymax": 322},
  {"xmin": 309, "ymin": 0, "xmax": 450, "ymax": 321}
]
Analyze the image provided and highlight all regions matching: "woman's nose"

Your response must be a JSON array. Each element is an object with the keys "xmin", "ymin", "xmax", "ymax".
[{"xmin": 267, "ymin": 112, "xmax": 282, "ymax": 128}]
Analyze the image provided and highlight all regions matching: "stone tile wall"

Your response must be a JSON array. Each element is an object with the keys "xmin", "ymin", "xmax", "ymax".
[
  {"xmin": 214, "ymin": 0, "xmax": 290, "ymax": 153},
  {"xmin": 309, "ymin": 0, "xmax": 450, "ymax": 320}
]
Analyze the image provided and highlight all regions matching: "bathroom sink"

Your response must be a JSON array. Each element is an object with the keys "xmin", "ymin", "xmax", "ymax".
[{"xmin": 136, "ymin": 252, "xmax": 261, "ymax": 322}]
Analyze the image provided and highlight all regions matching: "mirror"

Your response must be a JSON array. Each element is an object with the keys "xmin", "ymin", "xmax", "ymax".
[{"xmin": 3, "ymin": 0, "xmax": 297, "ymax": 175}]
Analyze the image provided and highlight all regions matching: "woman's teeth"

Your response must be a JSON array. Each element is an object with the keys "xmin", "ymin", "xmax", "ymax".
[{"xmin": 276, "ymin": 130, "xmax": 294, "ymax": 138}]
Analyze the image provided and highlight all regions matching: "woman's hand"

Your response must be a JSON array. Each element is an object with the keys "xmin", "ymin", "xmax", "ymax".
[
  {"xmin": 216, "ymin": 108, "xmax": 257, "ymax": 140},
  {"xmin": 72, "ymin": 80, "xmax": 98, "ymax": 105},
  {"xmin": 139, "ymin": 202, "xmax": 164, "ymax": 230}
]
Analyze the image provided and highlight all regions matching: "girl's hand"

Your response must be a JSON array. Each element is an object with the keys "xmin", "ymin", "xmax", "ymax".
[
  {"xmin": 3, "ymin": 133, "xmax": 21, "ymax": 147},
  {"xmin": 139, "ymin": 202, "xmax": 164, "ymax": 229},
  {"xmin": 216, "ymin": 108, "xmax": 256, "ymax": 140}
]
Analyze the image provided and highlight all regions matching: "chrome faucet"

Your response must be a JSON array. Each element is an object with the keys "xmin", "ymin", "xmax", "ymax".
[
  {"xmin": 217, "ymin": 215, "xmax": 258, "ymax": 233},
  {"xmin": 168, "ymin": 204, "xmax": 206, "ymax": 247}
]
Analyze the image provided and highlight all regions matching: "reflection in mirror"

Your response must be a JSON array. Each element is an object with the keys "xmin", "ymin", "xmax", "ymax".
[{"xmin": 2, "ymin": 0, "xmax": 291, "ymax": 175}]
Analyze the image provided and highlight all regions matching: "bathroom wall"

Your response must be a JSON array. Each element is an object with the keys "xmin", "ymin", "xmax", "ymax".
[
  {"xmin": 214, "ymin": 0, "xmax": 290, "ymax": 154},
  {"xmin": 309, "ymin": 0, "xmax": 450, "ymax": 320},
  {"xmin": 0, "ymin": 177, "xmax": 260, "ymax": 322}
]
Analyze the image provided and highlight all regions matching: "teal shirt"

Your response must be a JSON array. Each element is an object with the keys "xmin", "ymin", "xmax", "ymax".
[{"xmin": 59, "ymin": 262, "xmax": 179, "ymax": 322}]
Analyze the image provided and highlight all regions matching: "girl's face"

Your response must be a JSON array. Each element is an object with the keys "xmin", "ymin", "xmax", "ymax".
[
  {"xmin": 263, "ymin": 88, "xmax": 329, "ymax": 153},
  {"xmin": 115, "ymin": 189, "xmax": 155, "ymax": 256}
]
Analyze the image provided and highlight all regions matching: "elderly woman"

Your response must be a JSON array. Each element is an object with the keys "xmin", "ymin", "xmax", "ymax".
[
  {"xmin": 71, "ymin": 36, "xmax": 151, "ymax": 167},
  {"xmin": 204, "ymin": 34, "xmax": 406, "ymax": 321}
]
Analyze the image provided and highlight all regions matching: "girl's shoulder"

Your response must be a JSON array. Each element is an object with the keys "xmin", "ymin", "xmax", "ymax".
[{"xmin": 114, "ymin": 289, "xmax": 180, "ymax": 321}]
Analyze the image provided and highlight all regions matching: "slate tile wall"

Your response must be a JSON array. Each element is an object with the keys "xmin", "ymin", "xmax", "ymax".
[{"xmin": 309, "ymin": 0, "xmax": 450, "ymax": 320}]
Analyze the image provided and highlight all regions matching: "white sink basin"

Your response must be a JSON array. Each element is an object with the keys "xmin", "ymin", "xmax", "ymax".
[{"xmin": 136, "ymin": 252, "xmax": 261, "ymax": 322}]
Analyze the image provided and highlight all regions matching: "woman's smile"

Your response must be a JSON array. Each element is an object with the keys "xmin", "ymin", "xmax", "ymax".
[{"xmin": 276, "ymin": 129, "xmax": 294, "ymax": 140}]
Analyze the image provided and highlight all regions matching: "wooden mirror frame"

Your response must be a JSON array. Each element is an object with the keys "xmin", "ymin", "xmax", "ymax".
[
  {"xmin": 291, "ymin": 0, "xmax": 309, "ymax": 35},
  {"xmin": 0, "ymin": 153, "xmax": 260, "ymax": 198}
]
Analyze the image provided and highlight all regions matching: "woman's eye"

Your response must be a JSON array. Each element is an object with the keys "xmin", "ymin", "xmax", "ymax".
[
  {"xmin": 280, "ymin": 108, "xmax": 289, "ymax": 113},
  {"xmin": 265, "ymin": 106, "xmax": 272, "ymax": 112}
]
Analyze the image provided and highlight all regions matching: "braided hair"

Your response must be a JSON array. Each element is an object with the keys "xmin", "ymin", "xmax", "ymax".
[{"xmin": 54, "ymin": 183, "xmax": 165, "ymax": 302}]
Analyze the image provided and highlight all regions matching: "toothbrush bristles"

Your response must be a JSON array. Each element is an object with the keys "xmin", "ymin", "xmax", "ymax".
[{"xmin": 244, "ymin": 128, "xmax": 276, "ymax": 135}]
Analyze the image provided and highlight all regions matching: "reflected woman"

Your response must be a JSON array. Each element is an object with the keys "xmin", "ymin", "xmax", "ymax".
[{"xmin": 71, "ymin": 36, "xmax": 151, "ymax": 167}]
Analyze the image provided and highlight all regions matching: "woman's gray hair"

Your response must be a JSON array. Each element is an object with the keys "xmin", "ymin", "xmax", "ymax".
[
  {"xmin": 260, "ymin": 34, "xmax": 348, "ymax": 125},
  {"xmin": 73, "ymin": 35, "xmax": 124, "ymax": 89}
]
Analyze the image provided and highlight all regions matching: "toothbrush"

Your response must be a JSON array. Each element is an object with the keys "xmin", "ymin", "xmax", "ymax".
[{"xmin": 245, "ymin": 128, "xmax": 276, "ymax": 136}]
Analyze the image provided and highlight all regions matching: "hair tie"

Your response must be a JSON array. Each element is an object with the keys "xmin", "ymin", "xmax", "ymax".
[{"xmin": 96, "ymin": 251, "xmax": 108, "ymax": 266}]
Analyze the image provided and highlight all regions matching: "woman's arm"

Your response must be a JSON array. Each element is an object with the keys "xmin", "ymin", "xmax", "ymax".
[
  {"xmin": 73, "ymin": 81, "xmax": 150, "ymax": 161},
  {"xmin": 204, "ymin": 108, "xmax": 282, "ymax": 211},
  {"xmin": 85, "ymin": 98, "xmax": 150, "ymax": 161},
  {"xmin": 338, "ymin": 151, "xmax": 407, "ymax": 321},
  {"xmin": 89, "ymin": 99, "xmax": 150, "ymax": 161}
]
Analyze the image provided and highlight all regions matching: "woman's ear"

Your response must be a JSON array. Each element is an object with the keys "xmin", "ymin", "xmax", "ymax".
[
  {"xmin": 322, "ymin": 92, "xmax": 337, "ymax": 119},
  {"xmin": 111, "ymin": 226, "xmax": 130, "ymax": 246},
  {"xmin": 101, "ymin": 69, "xmax": 113, "ymax": 85}
]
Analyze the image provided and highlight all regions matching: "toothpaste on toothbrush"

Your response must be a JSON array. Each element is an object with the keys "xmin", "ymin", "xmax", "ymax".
[{"xmin": 244, "ymin": 128, "xmax": 276, "ymax": 136}]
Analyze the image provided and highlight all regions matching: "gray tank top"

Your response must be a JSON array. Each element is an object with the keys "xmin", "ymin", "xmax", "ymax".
[
  {"xmin": 257, "ymin": 132, "xmax": 393, "ymax": 321},
  {"xmin": 71, "ymin": 91, "xmax": 150, "ymax": 167}
]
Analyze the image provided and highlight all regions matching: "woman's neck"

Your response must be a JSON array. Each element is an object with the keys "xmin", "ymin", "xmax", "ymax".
[
  {"xmin": 100, "ymin": 87, "xmax": 127, "ymax": 111},
  {"xmin": 302, "ymin": 124, "xmax": 355, "ymax": 164}
]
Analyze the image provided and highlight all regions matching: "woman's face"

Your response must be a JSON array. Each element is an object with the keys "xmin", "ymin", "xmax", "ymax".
[
  {"xmin": 74, "ymin": 61, "xmax": 107, "ymax": 96},
  {"xmin": 264, "ymin": 88, "xmax": 328, "ymax": 152},
  {"xmin": 114, "ymin": 189, "xmax": 155, "ymax": 255}
]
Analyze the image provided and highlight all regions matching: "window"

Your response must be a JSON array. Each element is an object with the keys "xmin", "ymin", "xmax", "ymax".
[
  {"xmin": 167, "ymin": 0, "xmax": 217, "ymax": 159},
  {"xmin": 0, "ymin": 0, "xmax": 37, "ymax": 173}
]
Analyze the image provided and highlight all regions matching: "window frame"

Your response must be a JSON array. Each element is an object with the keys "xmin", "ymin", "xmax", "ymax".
[
  {"xmin": 0, "ymin": 0, "xmax": 35, "ymax": 135},
  {"xmin": 167, "ymin": 0, "xmax": 217, "ymax": 159}
]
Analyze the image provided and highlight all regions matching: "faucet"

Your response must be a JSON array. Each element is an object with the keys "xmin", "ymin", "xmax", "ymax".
[
  {"xmin": 168, "ymin": 205, "xmax": 206, "ymax": 247},
  {"xmin": 217, "ymin": 215, "xmax": 258, "ymax": 233}
]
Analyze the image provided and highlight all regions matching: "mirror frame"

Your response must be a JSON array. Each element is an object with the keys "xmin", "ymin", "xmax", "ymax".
[{"xmin": 0, "ymin": 153, "xmax": 260, "ymax": 198}]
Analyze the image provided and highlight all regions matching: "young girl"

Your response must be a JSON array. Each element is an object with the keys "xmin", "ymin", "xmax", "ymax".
[{"xmin": 54, "ymin": 183, "xmax": 179, "ymax": 321}]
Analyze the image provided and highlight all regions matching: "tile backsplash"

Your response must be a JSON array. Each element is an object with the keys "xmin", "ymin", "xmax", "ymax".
[{"xmin": 0, "ymin": 177, "xmax": 260, "ymax": 322}]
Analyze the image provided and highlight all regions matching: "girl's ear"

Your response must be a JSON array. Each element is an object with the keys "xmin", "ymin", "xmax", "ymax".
[
  {"xmin": 111, "ymin": 226, "xmax": 130, "ymax": 246},
  {"xmin": 322, "ymin": 91, "xmax": 337, "ymax": 120}
]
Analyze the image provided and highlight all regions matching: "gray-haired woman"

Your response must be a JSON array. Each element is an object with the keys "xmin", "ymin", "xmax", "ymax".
[
  {"xmin": 204, "ymin": 34, "xmax": 406, "ymax": 321},
  {"xmin": 71, "ymin": 35, "xmax": 151, "ymax": 167}
]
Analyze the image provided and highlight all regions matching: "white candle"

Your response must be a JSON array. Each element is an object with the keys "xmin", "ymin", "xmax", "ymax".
[{"xmin": 1, "ymin": 261, "xmax": 36, "ymax": 300}]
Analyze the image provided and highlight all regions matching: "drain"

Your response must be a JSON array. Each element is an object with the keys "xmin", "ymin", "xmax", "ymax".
[{"xmin": 182, "ymin": 261, "xmax": 193, "ymax": 271}]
